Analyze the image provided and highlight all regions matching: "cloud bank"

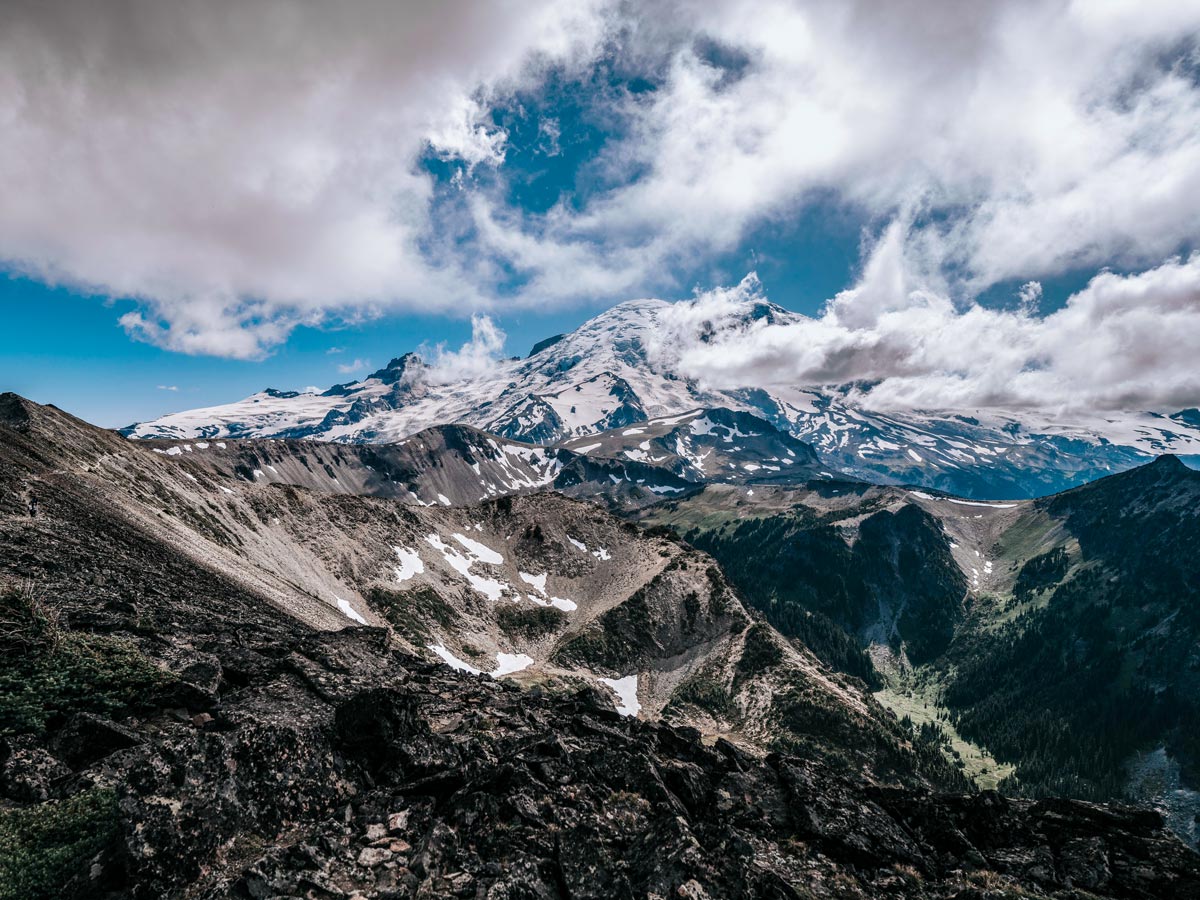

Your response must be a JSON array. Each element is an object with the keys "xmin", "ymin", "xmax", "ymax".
[
  {"xmin": 0, "ymin": 0, "xmax": 606, "ymax": 357},
  {"xmin": 421, "ymin": 315, "xmax": 508, "ymax": 385},
  {"xmin": 1, "ymin": 0, "xmax": 1199, "ymax": 414},
  {"xmin": 649, "ymin": 229, "xmax": 1200, "ymax": 413},
  {"xmin": 476, "ymin": 0, "xmax": 1200, "ymax": 305}
]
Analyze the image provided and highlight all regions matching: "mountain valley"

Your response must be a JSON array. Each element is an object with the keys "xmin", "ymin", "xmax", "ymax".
[
  {"xmin": 639, "ymin": 456, "xmax": 1200, "ymax": 847},
  {"xmin": 4, "ymin": 385, "xmax": 1200, "ymax": 897}
]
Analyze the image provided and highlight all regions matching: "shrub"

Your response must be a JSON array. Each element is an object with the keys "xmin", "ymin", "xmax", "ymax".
[
  {"xmin": 666, "ymin": 674, "xmax": 733, "ymax": 719},
  {"xmin": 0, "ymin": 587, "xmax": 169, "ymax": 736},
  {"xmin": 734, "ymin": 624, "xmax": 783, "ymax": 685},
  {"xmin": 366, "ymin": 585, "xmax": 456, "ymax": 644},
  {"xmin": 496, "ymin": 604, "xmax": 567, "ymax": 639},
  {"xmin": 0, "ymin": 787, "xmax": 120, "ymax": 899}
]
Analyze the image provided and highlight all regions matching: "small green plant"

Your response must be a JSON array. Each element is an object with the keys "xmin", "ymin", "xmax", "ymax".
[
  {"xmin": 734, "ymin": 624, "xmax": 783, "ymax": 685},
  {"xmin": 366, "ymin": 585, "xmax": 457, "ymax": 644},
  {"xmin": 0, "ymin": 586, "xmax": 170, "ymax": 736},
  {"xmin": 0, "ymin": 787, "xmax": 120, "ymax": 899},
  {"xmin": 0, "ymin": 583, "xmax": 62, "ymax": 654},
  {"xmin": 665, "ymin": 674, "xmax": 733, "ymax": 719},
  {"xmin": 496, "ymin": 604, "xmax": 567, "ymax": 639}
]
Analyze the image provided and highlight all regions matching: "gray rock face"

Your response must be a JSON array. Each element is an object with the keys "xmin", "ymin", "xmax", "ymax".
[{"xmin": 0, "ymin": 738, "xmax": 71, "ymax": 802}]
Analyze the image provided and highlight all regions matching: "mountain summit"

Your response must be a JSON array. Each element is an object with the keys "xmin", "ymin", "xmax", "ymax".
[{"xmin": 125, "ymin": 297, "xmax": 1200, "ymax": 499}]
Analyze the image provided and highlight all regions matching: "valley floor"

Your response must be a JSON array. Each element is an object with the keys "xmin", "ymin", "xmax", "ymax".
[{"xmin": 874, "ymin": 680, "xmax": 1015, "ymax": 792}]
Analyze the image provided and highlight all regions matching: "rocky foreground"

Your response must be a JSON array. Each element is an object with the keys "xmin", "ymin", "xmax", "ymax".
[{"xmin": 3, "ymin": 611, "xmax": 1198, "ymax": 899}]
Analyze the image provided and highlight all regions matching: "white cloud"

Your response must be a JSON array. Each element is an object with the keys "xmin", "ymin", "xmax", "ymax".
[
  {"xmin": 467, "ymin": 0, "xmax": 1200, "ymax": 307},
  {"xmin": 648, "ymin": 239, "xmax": 1200, "ymax": 413},
  {"xmin": 336, "ymin": 358, "xmax": 371, "ymax": 375},
  {"xmin": 1017, "ymin": 282, "xmax": 1043, "ymax": 317},
  {"xmin": 0, "ymin": 0, "xmax": 611, "ymax": 358},
  {"xmin": 426, "ymin": 95, "xmax": 509, "ymax": 172},
  {"xmin": 420, "ymin": 315, "xmax": 507, "ymax": 384},
  {"xmin": 156, "ymin": 384, "xmax": 179, "ymax": 392},
  {"xmin": 2, "ymin": 0, "xmax": 1199, "ymax": 383}
]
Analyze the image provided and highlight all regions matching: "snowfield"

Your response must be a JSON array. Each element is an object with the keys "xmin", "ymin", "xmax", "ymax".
[{"xmin": 599, "ymin": 675, "xmax": 641, "ymax": 717}]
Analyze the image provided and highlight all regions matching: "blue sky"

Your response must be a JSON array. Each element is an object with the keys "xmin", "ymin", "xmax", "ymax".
[
  {"xmin": 2, "ymin": 1, "xmax": 1199, "ymax": 424},
  {"xmin": 0, "ymin": 273, "xmax": 600, "ymax": 428},
  {"xmin": 0, "ymin": 212, "xmax": 864, "ymax": 428}
]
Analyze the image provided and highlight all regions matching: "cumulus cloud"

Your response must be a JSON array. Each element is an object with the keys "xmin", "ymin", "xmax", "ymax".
[
  {"xmin": 471, "ymin": 0, "xmax": 1200, "ymax": 306},
  {"xmin": 648, "ymin": 232, "xmax": 1200, "ymax": 413},
  {"xmin": 0, "ymin": 0, "xmax": 609, "ymax": 358},
  {"xmin": 336, "ymin": 358, "xmax": 371, "ymax": 375},
  {"xmin": 1017, "ymin": 282, "xmax": 1043, "ymax": 317},
  {"xmin": 2, "ymin": 0, "xmax": 1199, "ymax": 387},
  {"xmin": 421, "ymin": 314, "xmax": 507, "ymax": 384},
  {"xmin": 156, "ymin": 385, "xmax": 178, "ymax": 392}
]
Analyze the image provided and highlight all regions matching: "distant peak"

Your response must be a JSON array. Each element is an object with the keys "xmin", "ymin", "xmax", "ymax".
[
  {"xmin": 1150, "ymin": 453, "xmax": 1188, "ymax": 472},
  {"xmin": 1170, "ymin": 408, "xmax": 1200, "ymax": 429},
  {"xmin": 368, "ymin": 353, "xmax": 426, "ymax": 385},
  {"xmin": 527, "ymin": 333, "xmax": 566, "ymax": 358}
]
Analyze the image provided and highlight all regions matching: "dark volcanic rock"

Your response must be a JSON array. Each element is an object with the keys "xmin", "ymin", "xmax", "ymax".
[
  {"xmin": 0, "ymin": 604, "xmax": 1197, "ymax": 898},
  {"xmin": 2, "ymin": 393, "xmax": 1198, "ymax": 898},
  {"xmin": 0, "ymin": 737, "xmax": 70, "ymax": 802},
  {"xmin": 78, "ymin": 629, "xmax": 1196, "ymax": 899},
  {"xmin": 53, "ymin": 712, "xmax": 141, "ymax": 769}
]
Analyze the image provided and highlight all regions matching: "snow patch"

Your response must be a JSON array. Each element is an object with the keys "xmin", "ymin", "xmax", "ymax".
[
  {"xmin": 428, "ymin": 644, "xmax": 482, "ymax": 675},
  {"xmin": 492, "ymin": 652, "xmax": 535, "ymax": 677},
  {"xmin": 335, "ymin": 597, "xmax": 367, "ymax": 625},
  {"xmin": 518, "ymin": 571, "xmax": 547, "ymax": 594},
  {"xmin": 452, "ymin": 533, "xmax": 504, "ymax": 564},
  {"xmin": 599, "ymin": 675, "xmax": 640, "ymax": 717},
  {"xmin": 425, "ymin": 533, "xmax": 510, "ymax": 602},
  {"xmin": 393, "ymin": 546, "xmax": 424, "ymax": 582}
]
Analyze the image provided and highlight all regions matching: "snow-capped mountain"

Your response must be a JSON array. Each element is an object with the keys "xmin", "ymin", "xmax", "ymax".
[
  {"xmin": 558, "ymin": 407, "xmax": 822, "ymax": 484},
  {"xmin": 124, "ymin": 300, "xmax": 704, "ymax": 445},
  {"xmin": 126, "ymin": 298, "xmax": 1200, "ymax": 499}
]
